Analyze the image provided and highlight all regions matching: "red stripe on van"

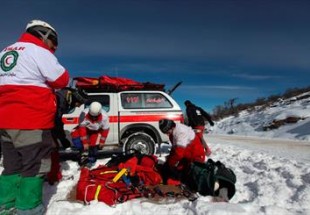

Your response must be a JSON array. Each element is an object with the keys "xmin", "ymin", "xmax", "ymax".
[
  {"xmin": 62, "ymin": 113, "xmax": 183, "ymax": 124},
  {"xmin": 112, "ymin": 114, "xmax": 183, "ymax": 123}
]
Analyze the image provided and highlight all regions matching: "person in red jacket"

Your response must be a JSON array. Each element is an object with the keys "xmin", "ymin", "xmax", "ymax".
[
  {"xmin": 158, "ymin": 119, "xmax": 206, "ymax": 184},
  {"xmin": 0, "ymin": 20, "xmax": 69, "ymax": 214},
  {"xmin": 73, "ymin": 101, "xmax": 110, "ymax": 167}
]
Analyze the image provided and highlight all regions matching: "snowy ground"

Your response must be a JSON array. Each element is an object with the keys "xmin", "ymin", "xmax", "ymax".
[
  {"xmin": 34, "ymin": 134, "xmax": 310, "ymax": 215},
  {"xmin": 1, "ymin": 141, "xmax": 309, "ymax": 215},
  {"xmin": 1, "ymin": 92, "xmax": 309, "ymax": 214}
]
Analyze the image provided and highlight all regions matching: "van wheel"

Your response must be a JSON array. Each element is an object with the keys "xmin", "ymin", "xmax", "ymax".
[{"xmin": 124, "ymin": 133, "xmax": 155, "ymax": 155}]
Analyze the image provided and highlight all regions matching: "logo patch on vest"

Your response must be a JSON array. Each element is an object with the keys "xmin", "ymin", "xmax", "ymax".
[{"xmin": 1, "ymin": 51, "xmax": 19, "ymax": 72}]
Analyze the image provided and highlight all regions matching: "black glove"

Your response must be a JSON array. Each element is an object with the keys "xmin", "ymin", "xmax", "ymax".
[{"xmin": 60, "ymin": 138, "xmax": 71, "ymax": 149}]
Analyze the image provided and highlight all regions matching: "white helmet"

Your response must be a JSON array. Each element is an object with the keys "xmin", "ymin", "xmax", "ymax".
[
  {"xmin": 89, "ymin": 102, "xmax": 102, "ymax": 117},
  {"xmin": 26, "ymin": 20, "xmax": 57, "ymax": 33},
  {"xmin": 26, "ymin": 19, "xmax": 58, "ymax": 46}
]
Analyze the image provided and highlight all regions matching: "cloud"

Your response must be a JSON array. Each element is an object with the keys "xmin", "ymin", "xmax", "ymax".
[
  {"xmin": 183, "ymin": 85, "xmax": 256, "ymax": 91},
  {"xmin": 232, "ymin": 73, "xmax": 282, "ymax": 80}
]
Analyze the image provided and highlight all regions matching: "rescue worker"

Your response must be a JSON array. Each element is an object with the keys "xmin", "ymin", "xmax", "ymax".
[
  {"xmin": 47, "ymin": 88, "xmax": 85, "ymax": 185},
  {"xmin": 52, "ymin": 88, "xmax": 85, "ymax": 149},
  {"xmin": 0, "ymin": 20, "xmax": 69, "ymax": 214},
  {"xmin": 158, "ymin": 119, "xmax": 206, "ymax": 184},
  {"xmin": 184, "ymin": 100, "xmax": 214, "ymax": 156},
  {"xmin": 73, "ymin": 101, "xmax": 109, "ymax": 167}
]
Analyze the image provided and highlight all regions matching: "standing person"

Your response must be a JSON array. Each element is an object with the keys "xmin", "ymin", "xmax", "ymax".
[
  {"xmin": 0, "ymin": 20, "xmax": 69, "ymax": 214},
  {"xmin": 158, "ymin": 119, "xmax": 205, "ymax": 184},
  {"xmin": 47, "ymin": 88, "xmax": 85, "ymax": 185},
  {"xmin": 52, "ymin": 88, "xmax": 85, "ymax": 149},
  {"xmin": 72, "ymin": 101, "xmax": 110, "ymax": 167},
  {"xmin": 184, "ymin": 100, "xmax": 214, "ymax": 156}
]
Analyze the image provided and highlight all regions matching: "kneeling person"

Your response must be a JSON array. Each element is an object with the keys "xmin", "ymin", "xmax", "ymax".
[
  {"xmin": 158, "ymin": 119, "xmax": 206, "ymax": 184},
  {"xmin": 76, "ymin": 101, "xmax": 109, "ymax": 167}
]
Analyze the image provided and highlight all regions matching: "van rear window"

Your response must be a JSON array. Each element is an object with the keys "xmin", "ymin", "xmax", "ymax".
[
  {"xmin": 85, "ymin": 95, "xmax": 110, "ymax": 112},
  {"xmin": 121, "ymin": 93, "xmax": 172, "ymax": 109}
]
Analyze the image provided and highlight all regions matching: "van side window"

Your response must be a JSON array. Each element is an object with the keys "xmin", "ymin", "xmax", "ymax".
[
  {"xmin": 121, "ymin": 93, "xmax": 172, "ymax": 109},
  {"xmin": 121, "ymin": 93, "xmax": 142, "ymax": 109},
  {"xmin": 85, "ymin": 95, "xmax": 110, "ymax": 112},
  {"xmin": 144, "ymin": 93, "xmax": 172, "ymax": 108}
]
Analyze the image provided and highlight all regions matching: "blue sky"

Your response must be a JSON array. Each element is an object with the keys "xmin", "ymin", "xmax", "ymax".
[{"xmin": 1, "ymin": 0, "xmax": 310, "ymax": 112}]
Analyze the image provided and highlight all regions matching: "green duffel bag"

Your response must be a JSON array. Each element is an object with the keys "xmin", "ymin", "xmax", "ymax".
[{"xmin": 182, "ymin": 159, "xmax": 236, "ymax": 200}]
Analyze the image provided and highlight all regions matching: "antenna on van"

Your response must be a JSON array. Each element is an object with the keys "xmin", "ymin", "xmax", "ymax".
[{"xmin": 167, "ymin": 81, "xmax": 182, "ymax": 95}]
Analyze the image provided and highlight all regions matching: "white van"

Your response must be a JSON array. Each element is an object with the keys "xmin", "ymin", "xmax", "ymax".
[{"xmin": 62, "ymin": 90, "xmax": 183, "ymax": 155}]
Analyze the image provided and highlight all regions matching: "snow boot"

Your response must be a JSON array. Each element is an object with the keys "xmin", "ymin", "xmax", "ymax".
[
  {"xmin": 0, "ymin": 174, "xmax": 21, "ymax": 211},
  {"xmin": 87, "ymin": 146, "xmax": 98, "ymax": 166},
  {"xmin": 15, "ymin": 176, "xmax": 45, "ymax": 215},
  {"xmin": 78, "ymin": 151, "xmax": 89, "ymax": 167}
]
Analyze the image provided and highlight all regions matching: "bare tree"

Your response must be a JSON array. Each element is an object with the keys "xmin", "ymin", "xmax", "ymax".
[{"xmin": 212, "ymin": 85, "xmax": 310, "ymax": 120}]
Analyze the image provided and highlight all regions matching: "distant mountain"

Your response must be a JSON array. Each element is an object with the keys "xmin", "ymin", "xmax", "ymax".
[{"xmin": 211, "ymin": 91, "xmax": 310, "ymax": 141}]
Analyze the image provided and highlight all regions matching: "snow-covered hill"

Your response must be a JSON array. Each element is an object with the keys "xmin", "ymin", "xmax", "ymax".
[{"xmin": 211, "ymin": 91, "xmax": 310, "ymax": 141}]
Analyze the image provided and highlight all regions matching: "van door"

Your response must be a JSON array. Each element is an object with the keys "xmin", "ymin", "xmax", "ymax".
[{"xmin": 62, "ymin": 105, "xmax": 85, "ymax": 141}]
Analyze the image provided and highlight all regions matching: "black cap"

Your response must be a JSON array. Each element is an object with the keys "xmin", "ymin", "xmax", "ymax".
[
  {"xmin": 159, "ymin": 119, "xmax": 175, "ymax": 133},
  {"xmin": 184, "ymin": 100, "xmax": 192, "ymax": 106}
]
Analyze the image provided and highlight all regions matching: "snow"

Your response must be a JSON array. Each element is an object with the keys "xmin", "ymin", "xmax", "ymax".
[
  {"xmin": 38, "ymin": 139, "xmax": 310, "ymax": 215},
  {"xmin": 1, "ymin": 93, "xmax": 309, "ymax": 214},
  {"xmin": 211, "ymin": 92, "xmax": 310, "ymax": 141}
]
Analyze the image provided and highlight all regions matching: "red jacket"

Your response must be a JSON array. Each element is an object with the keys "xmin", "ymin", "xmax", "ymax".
[
  {"xmin": 0, "ymin": 33, "xmax": 69, "ymax": 129},
  {"xmin": 167, "ymin": 123, "xmax": 205, "ymax": 168},
  {"xmin": 78, "ymin": 112, "xmax": 110, "ymax": 146}
]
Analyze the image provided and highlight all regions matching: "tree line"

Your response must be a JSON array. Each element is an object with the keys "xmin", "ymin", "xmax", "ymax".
[{"xmin": 212, "ymin": 86, "xmax": 310, "ymax": 121}]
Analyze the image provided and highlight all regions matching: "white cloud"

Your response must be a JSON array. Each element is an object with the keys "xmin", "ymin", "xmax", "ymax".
[
  {"xmin": 183, "ymin": 85, "xmax": 256, "ymax": 91},
  {"xmin": 232, "ymin": 73, "xmax": 282, "ymax": 80}
]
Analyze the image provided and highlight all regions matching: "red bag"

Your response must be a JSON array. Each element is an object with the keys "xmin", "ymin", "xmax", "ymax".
[
  {"xmin": 118, "ymin": 155, "xmax": 162, "ymax": 186},
  {"xmin": 76, "ymin": 154, "xmax": 163, "ymax": 206},
  {"xmin": 141, "ymin": 82, "xmax": 165, "ymax": 91},
  {"xmin": 74, "ymin": 75, "xmax": 165, "ymax": 92},
  {"xmin": 99, "ymin": 76, "xmax": 144, "ymax": 91},
  {"xmin": 74, "ymin": 77, "xmax": 100, "ymax": 88},
  {"xmin": 76, "ymin": 166, "xmax": 143, "ymax": 206}
]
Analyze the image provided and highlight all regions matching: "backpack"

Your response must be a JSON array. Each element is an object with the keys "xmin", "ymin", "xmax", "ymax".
[
  {"xmin": 183, "ymin": 159, "xmax": 236, "ymax": 200},
  {"xmin": 76, "ymin": 153, "xmax": 162, "ymax": 206}
]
